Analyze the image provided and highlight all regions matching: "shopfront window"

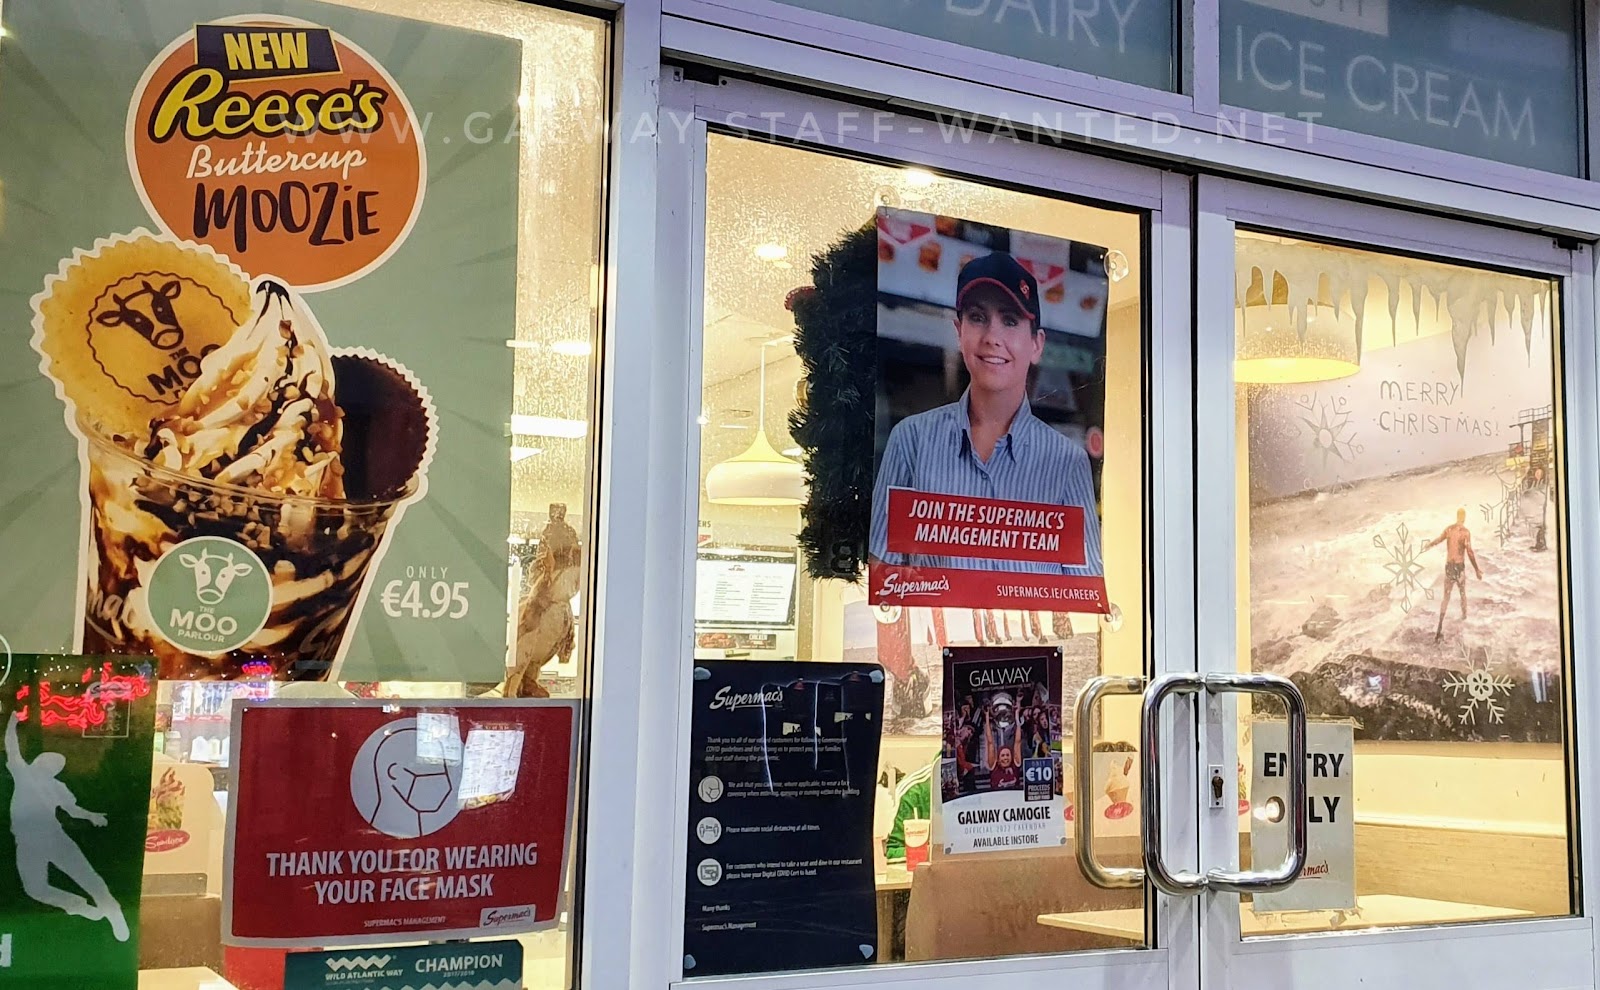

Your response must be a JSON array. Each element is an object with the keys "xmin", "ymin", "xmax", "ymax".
[
  {"xmin": 1220, "ymin": 0, "xmax": 1584, "ymax": 175},
  {"xmin": 1233, "ymin": 231, "xmax": 1576, "ymax": 929},
  {"xmin": 685, "ymin": 134, "xmax": 1148, "ymax": 976},
  {"xmin": 0, "ymin": 0, "xmax": 606, "ymax": 986},
  {"xmin": 766, "ymin": 0, "xmax": 1176, "ymax": 91}
]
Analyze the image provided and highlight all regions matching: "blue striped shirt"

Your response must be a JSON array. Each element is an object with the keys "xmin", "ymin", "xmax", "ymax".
[{"xmin": 870, "ymin": 392, "xmax": 1103, "ymax": 576}]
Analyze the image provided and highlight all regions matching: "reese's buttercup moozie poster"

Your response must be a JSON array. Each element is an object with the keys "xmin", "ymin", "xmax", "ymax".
[{"xmin": 0, "ymin": 2, "xmax": 521, "ymax": 682}]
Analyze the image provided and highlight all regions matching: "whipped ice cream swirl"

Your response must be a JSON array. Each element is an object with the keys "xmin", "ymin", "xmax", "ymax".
[{"xmin": 144, "ymin": 280, "xmax": 345, "ymax": 499}]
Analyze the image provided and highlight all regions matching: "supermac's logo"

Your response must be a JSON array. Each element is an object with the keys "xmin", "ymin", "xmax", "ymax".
[
  {"xmin": 480, "ymin": 905, "xmax": 535, "ymax": 928},
  {"xmin": 876, "ymin": 571, "xmax": 951, "ymax": 599},
  {"xmin": 128, "ymin": 16, "xmax": 426, "ymax": 292},
  {"xmin": 708, "ymin": 686, "xmax": 782, "ymax": 712}
]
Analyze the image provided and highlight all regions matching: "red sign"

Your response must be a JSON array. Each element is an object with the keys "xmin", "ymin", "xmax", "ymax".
[
  {"xmin": 885, "ymin": 489, "xmax": 1086, "ymax": 566},
  {"xmin": 869, "ymin": 561, "xmax": 1109, "ymax": 613},
  {"xmin": 147, "ymin": 830, "xmax": 191, "ymax": 853},
  {"xmin": 224, "ymin": 700, "xmax": 577, "ymax": 947},
  {"xmin": 12, "ymin": 662, "xmax": 154, "ymax": 729}
]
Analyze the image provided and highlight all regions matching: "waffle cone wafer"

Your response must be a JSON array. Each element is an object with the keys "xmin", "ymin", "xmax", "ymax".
[{"xmin": 32, "ymin": 231, "xmax": 251, "ymax": 439}]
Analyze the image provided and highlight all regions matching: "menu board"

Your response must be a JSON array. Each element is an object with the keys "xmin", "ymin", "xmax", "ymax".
[
  {"xmin": 695, "ymin": 553, "xmax": 798, "ymax": 627},
  {"xmin": 458, "ymin": 727, "xmax": 525, "ymax": 808}
]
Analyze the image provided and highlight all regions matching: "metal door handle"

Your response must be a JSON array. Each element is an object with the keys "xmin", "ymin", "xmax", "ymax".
[
  {"xmin": 1141, "ymin": 673, "xmax": 1209, "ymax": 895},
  {"xmin": 1202, "ymin": 673, "xmax": 1309, "ymax": 894},
  {"xmin": 1073, "ymin": 676, "xmax": 1146, "ymax": 889}
]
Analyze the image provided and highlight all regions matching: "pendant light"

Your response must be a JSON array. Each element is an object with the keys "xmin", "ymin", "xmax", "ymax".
[
  {"xmin": 706, "ymin": 338, "xmax": 805, "ymax": 506},
  {"xmin": 1235, "ymin": 263, "xmax": 1360, "ymax": 385}
]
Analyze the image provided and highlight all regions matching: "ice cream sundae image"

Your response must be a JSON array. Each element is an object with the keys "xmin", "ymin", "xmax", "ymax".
[
  {"xmin": 1104, "ymin": 755, "xmax": 1134, "ymax": 820},
  {"xmin": 34, "ymin": 232, "xmax": 434, "ymax": 681},
  {"xmin": 148, "ymin": 767, "xmax": 185, "ymax": 832}
]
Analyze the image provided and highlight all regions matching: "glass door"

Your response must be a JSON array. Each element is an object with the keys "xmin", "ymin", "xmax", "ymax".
[
  {"xmin": 1194, "ymin": 177, "xmax": 1599, "ymax": 989},
  {"xmin": 652, "ymin": 72, "xmax": 1203, "ymax": 990}
]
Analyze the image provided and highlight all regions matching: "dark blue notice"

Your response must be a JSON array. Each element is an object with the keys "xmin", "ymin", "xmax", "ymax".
[{"xmin": 683, "ymin": 660, "xmax": 885, "ymax": 977}]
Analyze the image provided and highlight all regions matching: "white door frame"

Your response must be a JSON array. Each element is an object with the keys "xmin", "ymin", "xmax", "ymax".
[
  {"xmin": 1193, "ymin": 175, "xmax": 1600, "ymax": 990},
  {"xmin": 633, "ymin": 70, "xmax": 1205, "ymax": 990}
]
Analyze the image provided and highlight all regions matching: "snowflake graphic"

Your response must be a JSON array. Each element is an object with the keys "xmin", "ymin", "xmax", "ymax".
[
  {"xmin": 1295, "ymin": 394, "xmax": 1364, "ymax": 469},
  {"xmin": 1479, "ymin": 464, "xmax": 1523, "ymax": 549},
  {"xmin": 1372, "ymin": 523, "xmax": 1435, "ymax": 613},
  {"xmin": 1443, "ymin": 643, "xmax": 1515, "ymax": 726}
]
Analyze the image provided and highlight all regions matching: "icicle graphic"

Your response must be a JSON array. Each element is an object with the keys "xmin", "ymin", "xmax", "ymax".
[
  {"xmin": 1412, "ymin": 280, "xmax": 1426, "ymax": 343},
  {"xmin": 1348, "ymin": 274, "xmax": 1370, "ymax": 357},
  {"xmin": 1382, "ymin": 272, "xmax": 1403, "ymax": 347},
  {"xmin": 1516, "ymin": 286, "xmax": 1537, "ymax": 355},
  {"xmin": 1447, "ymin": 291, "xmax": 1477, "ymax": 379}
]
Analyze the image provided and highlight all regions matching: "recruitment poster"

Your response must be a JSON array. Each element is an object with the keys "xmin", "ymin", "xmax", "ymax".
[
  {"xmin": 1251, "ymin": 720, "xmax": 1356, "ymax": 913},
  {"xmin": 870, "ymin": 208, "xmax": 1111, "ymax": 613},
  {"xmin": 0, "ymin": 1, "xmax": 521, "ymax": 682},
  {"xmin": 939, "ymin": 646, "xmax": 1065, "ymax": 855},
  {"xmin": 684, "ymin": 660, "xmax": 884, "ymax": 977},
  {"xmin": 284, "ymin": 940, "xmax": 524, "ymax": 990},
  {"xmin": 0, "ymin": 654, "xmax": 157, "ymax": 989},
  {"xmin": 224, "ymin": 699, "xmax": 577, "ymax": 946}
]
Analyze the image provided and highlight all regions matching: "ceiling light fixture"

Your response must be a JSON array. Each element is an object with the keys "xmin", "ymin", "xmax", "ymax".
[
  {"xmin": 753, "ymin": 243, "xmax": 788, "ymax": 262},
  {"xmin": 510, "ymin": 415, "xmax": 588, "ymax": 439},
  {"xmin": 706, "ymin": 340, "xmax": 804, "ymax": 506},
  {"xmin": 1234, "ymin": 267, "xmax": 1360, "ymax": 385},
  {"xmin": 549, "ymin": 339, "xmax": 593, "ymax": 357},
  {"xmin": 902, "ymin": 168, "xmax": 937, "ymax": 188}
]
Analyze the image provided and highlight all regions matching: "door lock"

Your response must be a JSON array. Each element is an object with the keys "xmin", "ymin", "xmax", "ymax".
[{"xmin": 1209, "ymin": 765, "xmax": 1226, "ymax": 809}]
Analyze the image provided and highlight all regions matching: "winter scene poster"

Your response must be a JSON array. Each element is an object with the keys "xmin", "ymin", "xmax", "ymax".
[{"xmin": 1241, "ymin": 236, "xmax": 1564, "ymax": 743}]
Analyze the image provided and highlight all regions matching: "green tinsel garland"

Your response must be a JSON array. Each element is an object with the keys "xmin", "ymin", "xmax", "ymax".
[{"xmin": 787, "ymin": 219, "xmax": 876, "ymax": 583}]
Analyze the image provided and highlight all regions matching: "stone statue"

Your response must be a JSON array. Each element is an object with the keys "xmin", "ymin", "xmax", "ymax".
[{"xmin": 507, "ymin": 504, "xmax": 583, "ymax": 698}]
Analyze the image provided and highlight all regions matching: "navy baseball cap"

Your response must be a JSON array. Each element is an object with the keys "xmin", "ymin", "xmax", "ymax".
[{"xmin": 956, "ymin": 252, "xmax": 1041, "ymax": 324}]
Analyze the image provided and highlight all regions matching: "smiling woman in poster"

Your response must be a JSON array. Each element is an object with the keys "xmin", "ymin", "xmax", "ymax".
[{"xmin": 869, "ymin": 252, "xmax": 1104, "ymax": 580}]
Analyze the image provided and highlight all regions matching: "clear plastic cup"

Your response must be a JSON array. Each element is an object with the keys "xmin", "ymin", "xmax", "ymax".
[
  {"xmin": 78, "ymin": 426, "xmax": 413, "ymax": 681},
  {"xmin": 903, "ymin": 818, "xmax": 931, "ymax": 870}
]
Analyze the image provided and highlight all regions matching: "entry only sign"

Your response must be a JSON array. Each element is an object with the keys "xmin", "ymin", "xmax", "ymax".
[
  {"xmin": 224, "ymin": 699, "xmax": 577, "ymax": 947},
  {"xmin": 1250, "ymin": 720, "xmax": 1355, "ymax": 913}
]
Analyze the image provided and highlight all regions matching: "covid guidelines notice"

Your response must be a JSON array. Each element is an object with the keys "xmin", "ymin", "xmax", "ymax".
[{"xmin": 683, "ymin": 661, "xmax": 884, "ymax": 978}]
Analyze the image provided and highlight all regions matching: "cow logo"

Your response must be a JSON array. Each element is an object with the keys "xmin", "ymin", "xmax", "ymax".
[
  {"xmin": 147, "ymin": 536, "xmax": 271, "ymax": 654},
  {"xmin": 86, "ymin": 270, "xmax": 235, "ymax": 401},
  {"xmin": 32, "ymin": 232, "xmax": 250, "ymax": 439},
  {"xmin": 350, "ymin": 718, "xmax": 462, "ymax": 839}
]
